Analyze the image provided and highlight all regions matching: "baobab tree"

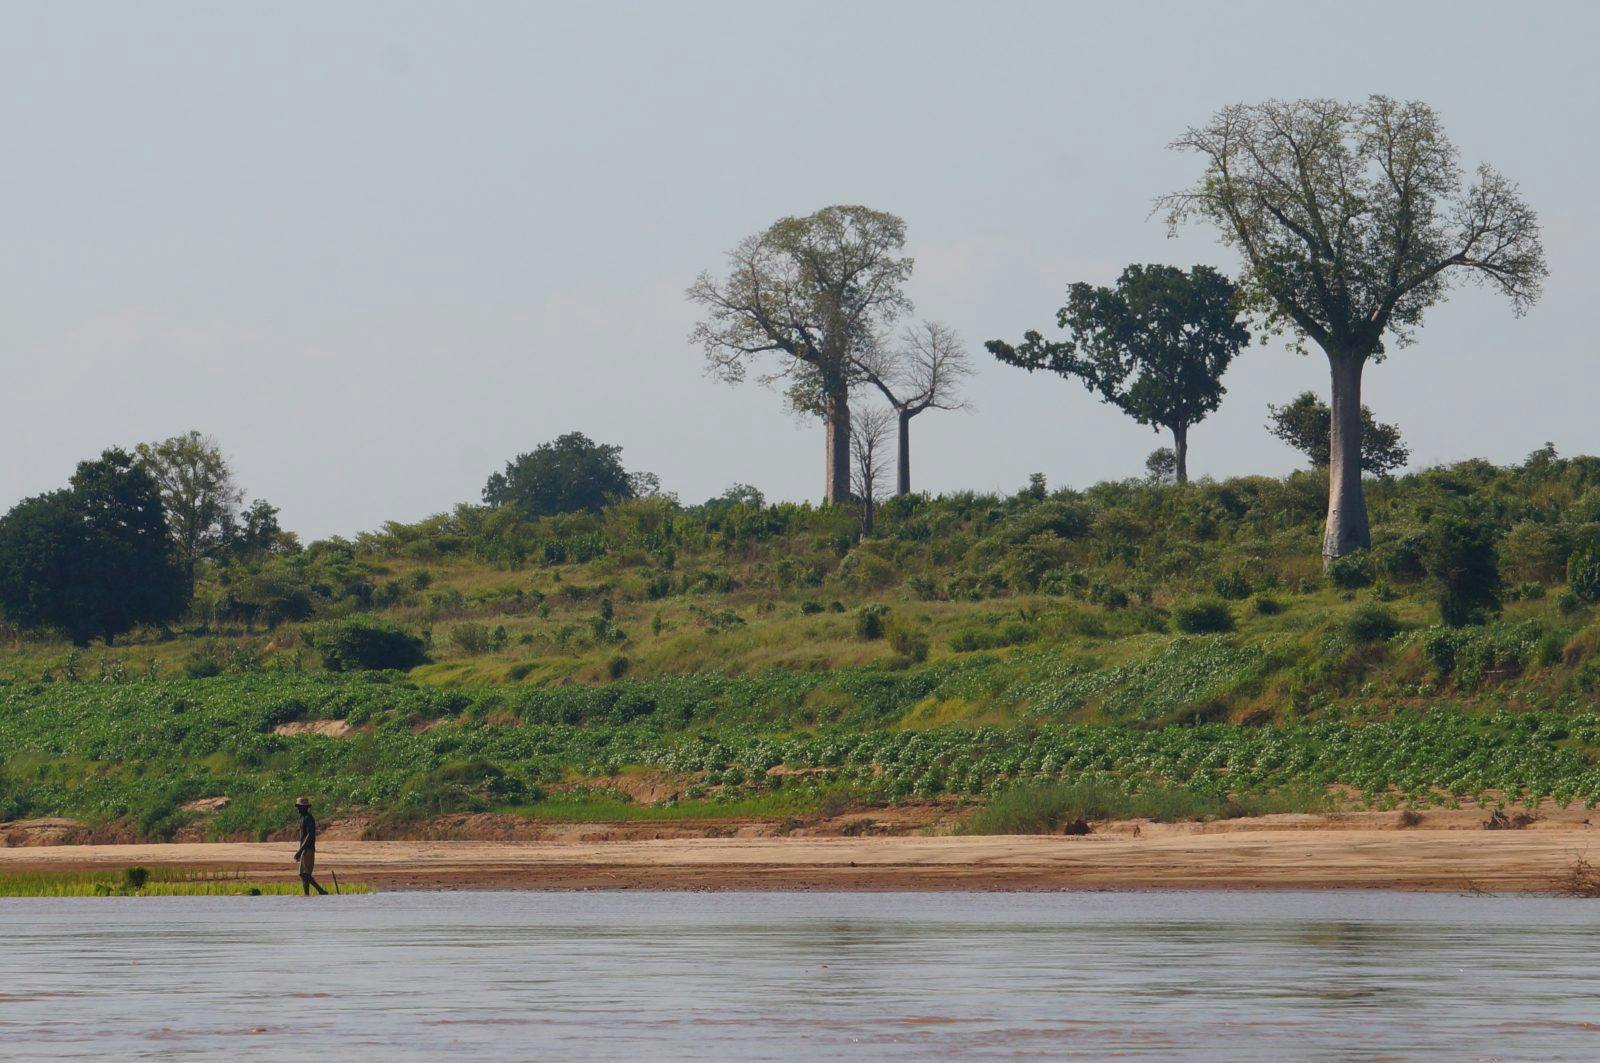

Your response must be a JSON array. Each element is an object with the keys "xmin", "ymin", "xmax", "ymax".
[
  {"xmin": 987, "ymin": 264, "xmax": 1247, "ymax": 484},
  {"xmin": 850, "ymin": 406, "xmax": 894, "ymax": 535},
  {"xmin": 853, "ymin": 320, "xmax": 973, "ymax": 495},
  {"xmin": 688, "ymin": 206, "xmax": 914, "ymax": 505},
  {"xmin": 1160, "ymin": 97, "xmax": 1545, "ymax": 563}
]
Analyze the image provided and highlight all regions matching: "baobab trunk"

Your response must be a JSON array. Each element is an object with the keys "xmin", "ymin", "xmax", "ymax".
[
  {"xmin": 1171, "ymin": 423, "xmax": 1189, "ymax": 485},
  {"xmin": 823, "ymin": 387, "xmax": 852, "ymax": 505},
  {"xmin": 896, "ymin": 410, "xmax": 912, "ymax": 496},
  {"xmin": 1323, "ymin": 353, "xmax": 1371, "ymax": 564}
]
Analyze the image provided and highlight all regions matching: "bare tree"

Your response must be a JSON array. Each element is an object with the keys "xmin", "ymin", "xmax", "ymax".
[
  {"xmin": 1159, "ymin": 97, "xmax": 1545, "ymax": 564},
  {"xmin": 688, "ymin": 206, "xmax": 914, "ymax": 505},
  {"xmin": 850, "ymin": 406, "xmax": 894, "ymax": 535},
  {"xmin": 853, "ymin": 320, "xmax": 972, "ymax": 495}
]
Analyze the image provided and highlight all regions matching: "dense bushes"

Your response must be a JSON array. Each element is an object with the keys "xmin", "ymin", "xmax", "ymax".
[{"xmin": 315, "ymin": 620, "xmax": 428, "ymax": 672}]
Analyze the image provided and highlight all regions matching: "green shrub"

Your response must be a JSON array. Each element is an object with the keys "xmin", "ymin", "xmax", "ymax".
[
  {"xmin": 1173, "ymin": 598, "xmax": 1234, "ymax": 634},
  {"xmin": 1569, "ymin": 549, "xmax": 1600, "ymax": 604},
  {"xmin": 1326, "ymin": 551, "xmax": 1374, "ymax": 589},
  {"xmin": 1423, "ymin": 513, "xmax": 1502, "ymax": 627},
  {"xmin": 1212, "ymin": 568, "xmax": 1253, "ymax": 600},
  {"xmin": 1343, "ymin": 604, "xmax": 1401, "ymax": 642},
  {"xmin": 855, "ymin": 604, "xmax": 889, "ymax": 641},
  {"xmin": 449, "ymin": 623, "xmax": 492, "ymax": 655},
  {"xmin": 183, "ymin": 654, "xmax": 222, "ymax": 680},
  {"xmin": 885, "ymin": 618, "xmax": 930, "ymax": 663},
  {"xmin": 1251, "ymin": 595, "xmax": 1285, "ymax": 617},
  {"xmin": 316, "ymin": 620, "xmax": 428, "ymax": 672}
]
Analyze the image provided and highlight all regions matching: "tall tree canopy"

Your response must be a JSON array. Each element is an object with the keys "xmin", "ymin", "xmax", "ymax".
[
  {"xmin": 1267, "ymin": 392, "xmax": 1410, "ymax": 476},
  {"xmin": 483, "ymin": 432, "xmax": 637, "ymax": 519},
  {"xmin": 0, "ymin": 449, "xmax": 189, "ymax": 645},
  {"xmin": 853, "ymin": 320, "xmax": 972, "ymax": 495},
  {"xmin": 987, "ymin": 264, "xmax": 1248, "ymax": 483},
  {"xmin": 688, "ymin": 205, "xmax": 914, "ymax": 505},
  {"xmin": 134, "ymin": 432, "xmax": 243, "ymax": 580},
  {"xmin": 1160, "ymin": 96, "xmax": 1545, "ymax": 562}
]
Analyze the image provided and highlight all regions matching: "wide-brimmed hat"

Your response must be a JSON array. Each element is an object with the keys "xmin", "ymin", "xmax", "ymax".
[{"xmin": 294, "ymin": 796, "xmax": 311, "ymax": 808}]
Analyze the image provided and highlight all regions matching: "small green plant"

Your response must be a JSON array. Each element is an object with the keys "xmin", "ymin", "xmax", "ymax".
[
  {"xmin": 1343, "ymin": 604, "xmax": 1401, "ymax": 642},
  {"xmin": 1173, "ymin": 597, "xmax": 1234, "ymax": 634}
]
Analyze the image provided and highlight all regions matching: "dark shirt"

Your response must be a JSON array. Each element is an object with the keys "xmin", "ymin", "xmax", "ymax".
[{"xmin": 296, "ymin": 812, "xmax": 317, "ymax": 856}]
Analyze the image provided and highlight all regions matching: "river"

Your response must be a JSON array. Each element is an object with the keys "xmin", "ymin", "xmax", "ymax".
[{"xmin": 4, "ymin": 890, "xmax": 1599, "ymax": 1059}]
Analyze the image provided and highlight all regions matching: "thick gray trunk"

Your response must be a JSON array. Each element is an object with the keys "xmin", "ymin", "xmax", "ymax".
[
  {"xmin": 1323, "ymin": 353, "xmax": 1371, "ymax": 564},
  {"xmin": 1172, "ymin": 424, "xmax": 1189, "ymax": 485},
  {"xmin": 823, "ymin": 389, "xmax": 851, "ymax": 505},
  {"xmin": 896, "ymin": 411, "xmax": 911, "ymax": 496}
]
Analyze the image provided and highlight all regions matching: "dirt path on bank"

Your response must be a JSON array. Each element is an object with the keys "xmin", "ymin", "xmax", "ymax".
[{"xmin": 4, "ymin": 818, "xmax": 1599, "ymax": 893}]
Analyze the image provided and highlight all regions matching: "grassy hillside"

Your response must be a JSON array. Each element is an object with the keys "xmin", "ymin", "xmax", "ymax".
[{"xmin": 5, "ymin": 450, "xmax": 1600, "ymax": 838}]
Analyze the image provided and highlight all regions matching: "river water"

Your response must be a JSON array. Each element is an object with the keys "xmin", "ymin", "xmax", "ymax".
[{"xmin": 4, "ymin": 890, "xmax": 1600, "ymax": 1060}]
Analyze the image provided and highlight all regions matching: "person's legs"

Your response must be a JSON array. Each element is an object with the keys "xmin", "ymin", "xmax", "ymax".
[{"xmin": 299, "ymin": 854, "xmax": 328, "ymax": 895}]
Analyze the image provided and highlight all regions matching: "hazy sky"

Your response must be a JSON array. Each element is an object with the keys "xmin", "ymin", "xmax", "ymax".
[{"xmin": 4, "ymin": 1, "xmax": 1596, "ymax": 539}]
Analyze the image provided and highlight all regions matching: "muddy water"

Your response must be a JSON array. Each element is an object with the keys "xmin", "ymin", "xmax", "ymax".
[{"xmin": 4, "ymin": 890, "xmax": 1600, "ymax": 1059}]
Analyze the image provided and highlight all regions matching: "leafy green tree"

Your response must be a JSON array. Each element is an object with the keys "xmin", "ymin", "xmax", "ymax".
[
  {"xmin": 222, "ymin": 498, "xmax": 298, "ymax": 560},
  {"xmin": 134, "ymin": 432, "xmax": 243, "ymax": 580},
  {"xmin": 987, "ymin": 265, "xmax": 1248, "ymax": 483},
  {"xmin": 1162, "ymin": 96, "xmax": 1546, "ymax": 562},
  {"xmin": 0, "ymin": 449, "xmax": 189, "ymax": 645},
  {"xmin": 483, "ymin": 433, "xmax": 636, "ymax": 519},
  {"xmin": 1144, "ymin": 448, "xmax": 1177, "ymax": 484},
  {"xmin": 688, "ymin": 205, "xmax": 914, "ymax": 505},
  {"xmin": 1423, "ymin": 512, "xmax": 1502, "ymax": 626},
  {"xmin": 1266, "ymin": 392, "xmax": 1410, "ymax": 476}
]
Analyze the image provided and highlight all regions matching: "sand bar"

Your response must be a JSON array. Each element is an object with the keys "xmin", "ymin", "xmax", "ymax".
[{"xmin": 3, "ymin": 824, "xmax": 1598, "ymax": 892}]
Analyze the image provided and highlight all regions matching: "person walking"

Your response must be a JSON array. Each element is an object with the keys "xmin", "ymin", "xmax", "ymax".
[{"xmin": 292, "ymin": 797, "xmax": 329, "ymax": 896}]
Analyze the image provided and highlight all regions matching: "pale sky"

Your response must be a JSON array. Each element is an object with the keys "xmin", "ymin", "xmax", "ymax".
[{"xmin": 4, "ymin": 1, "xmax": 1596, "ymax": 539}]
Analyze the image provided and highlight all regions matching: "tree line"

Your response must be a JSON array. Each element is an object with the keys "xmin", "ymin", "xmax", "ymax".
[
  {"xmin": 0, "ymin": 96, "xmax": 1549, "ymax": 647},
  {"xmin": 688, "ymin": 95, "xmax": 1545, "ymax": 566}
]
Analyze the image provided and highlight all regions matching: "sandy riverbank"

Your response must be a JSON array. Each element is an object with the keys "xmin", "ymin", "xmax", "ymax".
[{"xmin": 4, "ymin": 814, "xmax": 1599, "ymax": 892}]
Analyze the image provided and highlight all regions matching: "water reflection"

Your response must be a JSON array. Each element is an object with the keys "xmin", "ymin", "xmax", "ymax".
[{"xmin": 3, "ymin": 891, "xmax": 1600, "ymax": 1059}]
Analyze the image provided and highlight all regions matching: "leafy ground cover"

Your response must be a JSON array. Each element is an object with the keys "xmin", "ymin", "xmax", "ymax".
[{"xmin": 4, "ymin": 672, "xmax": 1600, "ymax": 839}]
